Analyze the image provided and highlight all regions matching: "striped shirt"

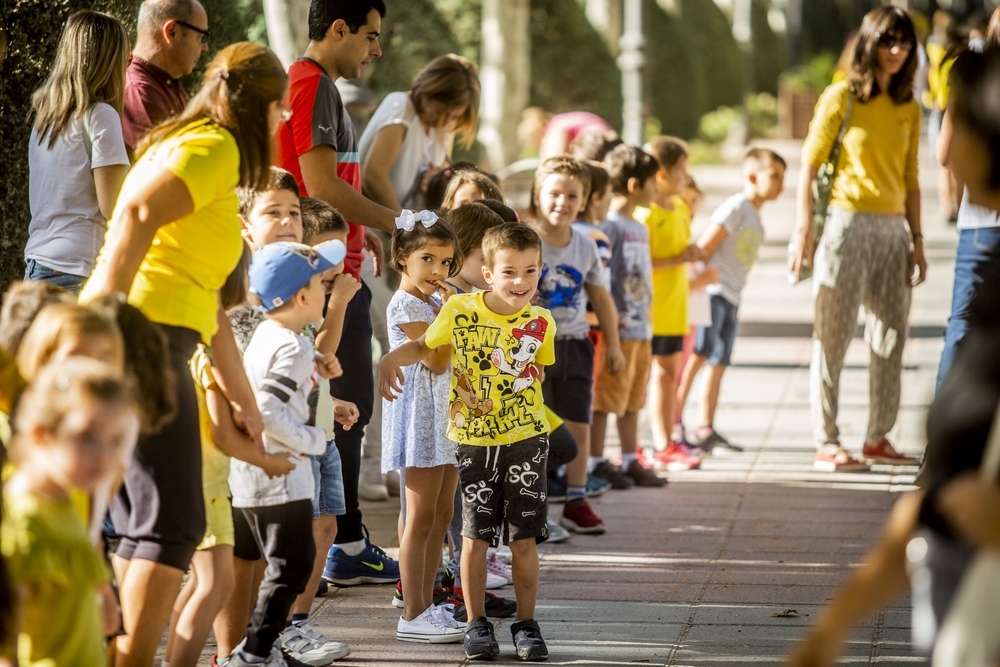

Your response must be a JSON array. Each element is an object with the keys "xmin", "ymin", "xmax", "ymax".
[{"xmin": 706, "ymin": 194, "xmax": 764, "ymax": 307}]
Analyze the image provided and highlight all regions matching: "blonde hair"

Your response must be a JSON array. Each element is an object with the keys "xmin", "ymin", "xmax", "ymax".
[
  {"xmin": 16, "ymin": 303, "xmax": 123, "ymax": 382},
  {"xmin": 32, "ymin": 10, "xmax": 131, "ymax": 148},
  {"xmin": 441, "ymin": 169, "xmax": 503, "ymax": 210},
  {"xmin": 9, "ymin": 357, "xmax": 133, "ymax": 466},
  {"xmin": 138, "ymin": 42, "xmax": 288, "ymax": 190},
  {"xmin": 644, "ymin": 136, "xmax": 689, "ymax": 170},
  {"xmin": 410, "ymin": 55, "xmax": 481, "ymax": 150},
  {"xmin": 529, "ymin": 156, "xmax": 591, "ymax": 218}
]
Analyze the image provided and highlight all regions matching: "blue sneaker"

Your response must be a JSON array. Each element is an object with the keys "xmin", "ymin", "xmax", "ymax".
[
  {"xmin": 546, "ymin": 472, "xmax": 567, "ymax": 503},
  {"xmin": 586, "ymin": 474, "xmax": 611, "ymax": 497},
  {"xmin": 323, "ymin": 525, "xmax": 399, "ymax": 586}
]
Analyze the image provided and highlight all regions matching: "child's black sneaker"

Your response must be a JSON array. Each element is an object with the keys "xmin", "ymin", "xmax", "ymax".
[
  {"xmin": 464, "ymin": 616, "xmax": 500, "ymax": 660},
  {"xmin": 451, "ymin": 589, "xmax": 518, "ymax": 621},
  {"xmin": 510, "ymin": 619, "xmax": 548, "ymax": 661}
]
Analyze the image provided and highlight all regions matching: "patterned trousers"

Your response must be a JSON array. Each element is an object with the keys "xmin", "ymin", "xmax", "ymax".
[{"xmin": 810, "ymin": 208, "xmax": 912, "ymax": 447}]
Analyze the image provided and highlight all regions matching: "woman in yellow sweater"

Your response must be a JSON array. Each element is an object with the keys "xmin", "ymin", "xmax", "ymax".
[{"xmin": 790, "ymin": 6, "xmax": 927, "ymax": 472}]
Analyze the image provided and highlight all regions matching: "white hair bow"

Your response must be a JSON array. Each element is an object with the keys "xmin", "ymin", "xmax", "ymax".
[{"xmin": 395, "ymin": 209, "xmax": 439, "ymax": 232}]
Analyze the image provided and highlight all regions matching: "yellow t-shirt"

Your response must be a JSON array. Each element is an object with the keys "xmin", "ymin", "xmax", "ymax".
[
  {"xmin": 191, "ymin": 345, "xmax": 232, "ymax": 502},
  {"xmin": 802, "ymin": 81, "xmax": 921, "ymax": 215},
  {"xmin": 635, "ymin": 201, "xmax": 690, "ymax": 337},
  {"xmin": 424, "ymin": 292, "xmax": 556, "ymax": 446},
  {"xmin": 82, "ymin": 119, "xmax": 244, "ymax": 342},
  {"xmin": 2, "ymin": 490, "xmax": 109, "ymax": 667},
  {"xmin": 544, "ymin": 405, "xmax": 563, "ymax": 433}
]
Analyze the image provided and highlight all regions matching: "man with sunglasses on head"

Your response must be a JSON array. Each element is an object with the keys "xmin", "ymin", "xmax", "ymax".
[{"xmin": 123, "ymin": 0, "xmax": 210, "ymax": 153}]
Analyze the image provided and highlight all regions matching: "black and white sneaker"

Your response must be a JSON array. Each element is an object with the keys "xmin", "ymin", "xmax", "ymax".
[
  {"xmin": 511, "ymin": 619, "xmax": 548, "ymax": 661},
  {"xmin": 464, "ymin": 616, "xmax": 500, "ymax": 660}
]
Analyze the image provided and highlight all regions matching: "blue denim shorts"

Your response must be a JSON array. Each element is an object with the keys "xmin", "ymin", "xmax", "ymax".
[
  {"xmin": 24, "ymin": 258, "xmax": 86, "ymax": 293},
  {"xmin": 694, "ymin": 295, "xmax": 739, "ymax": 367},
  {"xmin": 310, "ymin": 439, "xmax": 346, "ymax": 519}
]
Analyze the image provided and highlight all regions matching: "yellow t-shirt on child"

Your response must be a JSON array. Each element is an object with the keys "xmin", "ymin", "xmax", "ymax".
[
  {"xmin": 190, "ymin": 345, "xmax": 235, "ymax": 549},
  {"xmin": 81, "ymin": 119, "xmax": 245, "ymax": 342},
  {"xmin": 424, "ymin": 292, "xmax": 556, "ymax": 446},
  {"xmin": 635, "ymin": 200, "xmax": 690, "ymax": 337},
  {"xmin": 1, "ymin": 489, "xmax": 110, "ymax": 667}
]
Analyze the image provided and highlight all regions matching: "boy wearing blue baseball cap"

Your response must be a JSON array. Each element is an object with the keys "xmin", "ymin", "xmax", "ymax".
[{"xmin": 228, "ymin": 240, "xmax": 349, "ymax": 667}]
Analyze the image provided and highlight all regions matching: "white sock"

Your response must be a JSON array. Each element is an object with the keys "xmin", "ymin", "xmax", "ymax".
[
  {"xmin": 587, "ymin": 456, "xmax": 604, "ymax": 473},
  {"xmin": 621, "ymin": 452, "xmax": 638, "ymax": 468},
  {"xmin": 338, "ymin": 539, "xmax": 365, "ymax": 557}
]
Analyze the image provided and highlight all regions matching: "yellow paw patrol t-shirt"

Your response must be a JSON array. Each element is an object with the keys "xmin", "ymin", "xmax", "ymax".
[{"xmin": 424, "ymin": 292, "xmax": 557, "ymax": 446}]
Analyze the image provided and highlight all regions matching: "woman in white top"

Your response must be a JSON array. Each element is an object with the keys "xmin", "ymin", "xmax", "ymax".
[
  {"xmin": 24, "ymin": 10, "xmax": 130, "ymax": 292},
  {"xmin": 359, "ymin": 54, "xmax": 480, "ymax": 211}
]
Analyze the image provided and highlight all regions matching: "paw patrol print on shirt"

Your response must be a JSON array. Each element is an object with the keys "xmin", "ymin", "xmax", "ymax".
[{"xmin": 424, "ymin": 292, "xmax": 557, "ymax": 446}]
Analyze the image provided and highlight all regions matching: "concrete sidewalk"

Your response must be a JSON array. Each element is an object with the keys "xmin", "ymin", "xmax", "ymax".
[{"xmin": 181, "ymin": 138, "xmax": 953, "ymax": 665}]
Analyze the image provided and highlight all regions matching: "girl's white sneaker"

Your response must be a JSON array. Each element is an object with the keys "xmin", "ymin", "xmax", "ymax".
[{"xmin": 396, "ymin": 605, "xmax": 464, "ymax": 643}]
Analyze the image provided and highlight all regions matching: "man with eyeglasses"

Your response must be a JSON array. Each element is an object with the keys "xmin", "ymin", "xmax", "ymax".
[{"xmin": 123, "ymin": 0, "xmax": 210, "ymax": 153}]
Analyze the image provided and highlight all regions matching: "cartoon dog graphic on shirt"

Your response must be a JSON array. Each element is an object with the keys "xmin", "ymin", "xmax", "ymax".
[
  {"xmin": 491, "ymin": 317, "xmax": 548, "ymax": 393},
  {"xmin": 450, "ymin": 361, "xmax": 493, "ymax": 429}
]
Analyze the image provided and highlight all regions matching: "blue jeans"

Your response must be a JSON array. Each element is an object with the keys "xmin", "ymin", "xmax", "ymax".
[
  {"xmin": 937, "ymin": 226, "xmax": 1000, "ymax": 390},
  {"xmin": 24, "ymin": 258, "xmax": 86, "ymax": 293},
  {"xmin": 310, "ymin": 440, "xmax": 347, "ymax": 519}
]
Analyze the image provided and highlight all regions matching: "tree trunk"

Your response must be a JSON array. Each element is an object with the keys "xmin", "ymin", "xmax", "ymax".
[
  {"xmin": 263, "ymin": 0, "xmax": 310, "ymax": 68},
  {"xmin": 586, "ymin": 0, "xmax": 623, "ymax": 55},
  {"xmin": 479, "ymin": 0, "xmax": 531, "ymax": 170}
]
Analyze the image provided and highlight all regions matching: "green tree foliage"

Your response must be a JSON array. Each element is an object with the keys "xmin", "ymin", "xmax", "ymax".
[
  {"xmin": 529, "ymin": 0, "xmax": 623, "ymax": 129},
  {"xmin": 368, "ymin": 0, "xmax": 462, "ymax": 99},
  {"xmin": 431, "ymin": 0, "xmax": 481, "ymax": 63},
  {"xmin": 679, "ymin": 0, "xmax": 744, "ymax": 110},
  {"xmin": 0, "ymin": 0, "xmax": 252, "ymax": 296},
  {"xmin": 644, "ymin": 0, "xmax": 703, "ymax": 139},
  {"xmin": 751, "ymin": 0, "xmax": 787, "ymax": 96}
]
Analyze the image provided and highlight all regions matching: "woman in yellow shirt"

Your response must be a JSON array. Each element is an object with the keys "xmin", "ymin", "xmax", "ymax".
[
  {"xmin": 79, "ymin": 42, "xmax": 288, "ymax": 665},
  {"xmin": 790, "ymin": 6, "xmax": 927, "ymax": 473}
]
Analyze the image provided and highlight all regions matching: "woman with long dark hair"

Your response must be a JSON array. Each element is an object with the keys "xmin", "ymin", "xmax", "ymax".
[
  {"xmin": 790, "ymin": 6, "xmax": 927, "ymax": 472},
  {"xmin": 80, "ymin": 42, "xmax": 288, "ymax": 666}
]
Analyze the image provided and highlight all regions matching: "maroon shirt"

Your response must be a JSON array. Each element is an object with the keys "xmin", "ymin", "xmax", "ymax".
[{"xmin": 122, "ymin": 56, "xmax": 189, "ymax": 151}]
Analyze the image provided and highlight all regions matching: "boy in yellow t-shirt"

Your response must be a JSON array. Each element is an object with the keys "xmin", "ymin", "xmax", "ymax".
[
  {"xmin": 634, "ymin": 137, "xmax": 703, "ymax": 469},
  {"xmin": 379, "ymin": 223, "xmax": 556, "ymax": 661}
]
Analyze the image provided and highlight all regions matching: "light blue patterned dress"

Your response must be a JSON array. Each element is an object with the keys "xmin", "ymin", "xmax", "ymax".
[{"xmin": 381, "ymin": 290, "xmax": 455, "ymax": 472}]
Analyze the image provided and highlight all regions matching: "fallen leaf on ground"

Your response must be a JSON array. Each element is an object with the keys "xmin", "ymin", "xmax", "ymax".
[{"xmin": 772, "ymin": 609, "xmax": 799, "ymax": 617}]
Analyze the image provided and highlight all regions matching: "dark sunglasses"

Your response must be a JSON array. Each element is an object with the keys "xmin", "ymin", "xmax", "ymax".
[
  {"xmin": 176, "ymin": 20, "xmax": 210, "ymax": 44},
  {"xmin": 877, "ymin": 33, "xmax": 913, "ymax": 50}
]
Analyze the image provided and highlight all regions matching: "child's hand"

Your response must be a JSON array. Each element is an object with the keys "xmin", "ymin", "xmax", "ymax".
[
  {"xmin": 333, "ymin": 399, "xmax": 360, "ymax": 430},
  {"xmin": 606, "ymin": 344, "xmax": 626, "ymax": 375},
  {"xmin": 99, "ymin": 582, "xmax": 121, "ymax": 636},
  {"xmin": 315, "ymin": 352, "xmax": 343, "ymax": 379},
  {"xmin": 378, "ymin": 356, "xmax": 405, "ymax": 401},
  {"xmin": 435, "ymin": 280, "xmax": 458, "ymax": 303},
  {"xmin": 330, "ymin": 273, "xmax": 362, "ymax": 303},
  {"xmin": 683, "ymin": 245, "xmax": 704, "ymax": 262},
  {"xmin": 261, "ymin": 452, "xmax": 296, "ymax": 478}
]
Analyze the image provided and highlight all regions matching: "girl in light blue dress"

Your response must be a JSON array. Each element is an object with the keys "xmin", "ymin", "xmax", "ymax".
[{"xmin": 382, "ymin": 210, "xmax": 466, "ymax": 643}]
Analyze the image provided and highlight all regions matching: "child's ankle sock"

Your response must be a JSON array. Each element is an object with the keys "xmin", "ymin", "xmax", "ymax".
[
  {"xmin": 292, "ymin": 613, "xmax": 309, "ymax": 627},
  {"xmin": 620, "ymin": 452, "xmax": 637, "ymax": 469},
  {"xmin": 337, "ymin": 539, "xmax": 365, "ymax": 557},
  {"xmin": 671, "ymin": 424, "xmax": 685, "ymax": 442},
  {"xmin": 567, "ymin": 486, "xmax": 587, "ymax": 502},
  {"xmin": 237, "ymin": 651, "xmax": 266, "ymax": 664},
  {"xmin": 695, "ymin": 425, "xmax": 714, "ymax": 439},
  {"xmin": 587, "ymin": 456, "xmax": 604, "ymax": 473}
]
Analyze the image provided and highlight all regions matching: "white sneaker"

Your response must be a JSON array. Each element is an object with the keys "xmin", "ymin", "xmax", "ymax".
[
  {"xmin": 396, "ymin": 605, "xmax": 464, "ymax": 643},
  {"xmin": 432, "ymin": 602, "xmax": 465, "ymax": 629},
  {"xmin": 546, "ymin": 517, "xmax": 571, "ymax": 543},
  {"xmin": 486, "ymin": 550, "xmax": 513, "ymax": 585},
  {"xmin": 485, "ymin": 569, "xmax": 508, "ymax": 590},
  {"xmin": 277, "ymin": 622, "xmax": 350, "ymax": 665},
  {"xmin": 358, "ymin": 460, "xmax": 389, "ymax": 502}
]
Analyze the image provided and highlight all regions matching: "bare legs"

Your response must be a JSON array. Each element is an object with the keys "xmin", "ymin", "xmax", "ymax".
[
  {"xmin": 113, "ymin": 557, "xmax": 185, "ymax": 667},
  {"xmin": 290, "ymin": 515, "xmax": 338, "ymax": 619},
  {"xmin": 164, "ymin": 547, "xmax": 236, "ymax": 667},
  {"xmin": 650, "ymin": 353, "xmax": 682, "ymax": 448}
]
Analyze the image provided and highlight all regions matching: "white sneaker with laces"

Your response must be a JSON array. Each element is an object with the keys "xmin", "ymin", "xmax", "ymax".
[
  {"xmin": 277, "ymin": 622, "xmax": 350, "ymax": 665},
  {"xmin": 485, "ymin": 550, "xmax": 513, "ymax": 585},
  {"xmin": 546, "ymin": 517, "xmax": 571, "ymax": 543},
  {"xmin": 396, "ymin": 605, "xmax": 464, "ymax": 643},
  {"xmin": 432, "ymin": 603, "xmax": 465, "ymax": 629}
]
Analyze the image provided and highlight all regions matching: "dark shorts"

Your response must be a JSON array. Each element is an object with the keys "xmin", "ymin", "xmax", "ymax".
[
  {"xmin": 541, "ymin": 338, "xmax": 595, "ymax": 424},
  {"xmin": 233, "ymin": 503, "xmax": 261, "ymax": 561},
  {"xmin": 458, "ymin": 436, "xmax": 549, "ymax": 547},
  {"xmin": 651, "ymin": 335, "xmax": 685, "ymax": 356},
  {"xmin": 694, "ymin": 295, "xmax": 739, "ymax": 367},
  {"xmin": 112, "ymin": 325, "xmax": 205, "ymax": 571}
]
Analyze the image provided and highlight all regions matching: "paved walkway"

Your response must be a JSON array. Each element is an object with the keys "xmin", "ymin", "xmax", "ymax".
[{"xmin": 180, "ymin": 139, "xmax": 953, "ymax": 665}]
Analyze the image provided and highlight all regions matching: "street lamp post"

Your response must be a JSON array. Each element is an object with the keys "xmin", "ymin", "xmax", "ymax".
[{"xmin": 618, "ymin": 0, "xmax": 645, "ymax": 145}]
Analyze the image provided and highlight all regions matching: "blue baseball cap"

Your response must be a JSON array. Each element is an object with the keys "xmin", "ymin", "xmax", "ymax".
[{"xmin": 248, "ymin": 241, "xmax": 346, "ymax": 312}]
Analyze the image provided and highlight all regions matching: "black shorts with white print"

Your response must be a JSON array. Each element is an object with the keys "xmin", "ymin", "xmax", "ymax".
[{"xmin": 457, "ymin": 435, "xmax": 549, "ymax": 547}]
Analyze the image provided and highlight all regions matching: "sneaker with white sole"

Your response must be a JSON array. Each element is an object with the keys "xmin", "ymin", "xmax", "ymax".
[
  {"xmin": 396, "ymin": 605, "xmax": 464, "ymax": 643},
  {"xmin": 277, "ymin": 622, "xmax": 350, "ymax": 665},
  {"xmin": 485, "ymin": 551, "xmax": 513, "ymax": 585},
  {"xmin": 546, "ymin": 517, "xmax": 571, "ymax": 543},
  {"xmin": 814, "ymin": 445, "xmax": 870, "ymax": 472}
]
